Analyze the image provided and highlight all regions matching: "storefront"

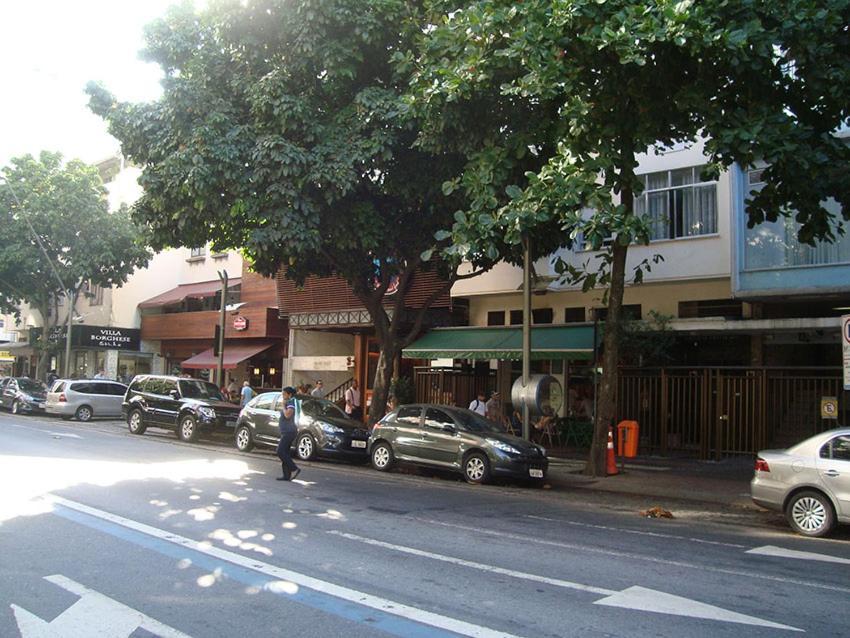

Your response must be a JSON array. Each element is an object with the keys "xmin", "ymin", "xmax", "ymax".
[{"xmin": 49, "ymin": 325, "xmax": 147, "ymax": 381}]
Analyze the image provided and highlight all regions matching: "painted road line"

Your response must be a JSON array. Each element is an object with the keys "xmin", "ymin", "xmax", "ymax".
[
  {"xmin": 526, "ymin": 514, "xmax": 748, "ymax": 548},
  {"xmin": 327, "ymin": 530, "xmax": 615, "ymax": 596},
  {"xmin": 46, "ymin": 495, "xmax": 523, "ymax": 638},
  {"xmin": 747, "ymin": 545, "xmax": 850, "ymax": 565},
  {"xmin": 329, "ymin": 530, "xmax": 800, "ymax": 631},
  {"xmin": 12, "ymin": 574, "xmax": 191, "ymax": 638},
  {"xmin": 415, "ymin": 517, "xmax": 850, "ymax": 595}
]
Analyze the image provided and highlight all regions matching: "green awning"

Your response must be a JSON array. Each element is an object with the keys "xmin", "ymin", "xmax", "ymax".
[{"xmin": 402, "ymin": 325, "xmax": 596, "ymax": 361}]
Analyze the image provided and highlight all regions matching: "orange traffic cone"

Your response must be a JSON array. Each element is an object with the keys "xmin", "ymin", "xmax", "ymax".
[{"xmin": 606, "ymin": 427, "xmax": 619, "ymax": 476}]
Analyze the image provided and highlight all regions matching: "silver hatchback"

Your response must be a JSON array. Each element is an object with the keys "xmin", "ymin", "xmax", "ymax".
[
  {"xmin": 46, "ymin": 379, "xmax": 128, "ymax": 421},
  {"xmin": 751, "ymin": 427, "xmax": 850, "ymax": 537}
]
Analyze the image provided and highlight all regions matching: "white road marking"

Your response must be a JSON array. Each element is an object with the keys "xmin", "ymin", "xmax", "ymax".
[
  {"xmin": 46, "ymin": 495, "xmax": 523, "ymax": 638},
  {"xmin": 747, "ymin": 545, "xmax": 850, "ymax": 565},
  {"xmin": 329, "ymin": 530, "xmax": 801, "ymax": 631},
  {"xmin": 414, "ymin": 517, "xmax": 850, "ymax": 595},
  {"xmin": 327, "ymin": 530, "xmax": 615, "ymax": 596},
  {"xmin": 11, "ymin": 574, "xmax": 191, "ymax": 637},
  {"xmin": 526, "ymin": 514, "xmax": 748, "ymax": 548},
  {"xmin": 47, "ymin": 431, "xmax": 82, "ymax": 439},
  {"xmin": 595, "ymin": 586, "xmax": 802, "ymax": 632}
]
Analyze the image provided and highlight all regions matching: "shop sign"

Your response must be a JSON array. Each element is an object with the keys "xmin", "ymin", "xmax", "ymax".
[
  {"xmin": 291, "ymin": 355, "xmax": 351, "ymax": 372},
  {"xmin": 843, "ymin": 315, "xmax": 850, "ymax": 390},
  {"xmin": 820, "ymin": 397, "xmax": 838, "ymax": 420},
  {"xmin": 0, "ymin": 350, "xmax": 14, "ymax": 362},
  {"xmin": 76, "ymin": 325, "xmax": 141, "ymax": 351},
  {"xmin": 233, "ymin": 316, "xmax": 249, "ymax": 331}
]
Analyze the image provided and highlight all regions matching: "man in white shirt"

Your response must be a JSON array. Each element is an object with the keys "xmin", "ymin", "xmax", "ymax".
[
  {"xmin": 468, "ymin": 391, "xmax": 486, "ymax": 416},
  {"xmin": 310, "ymin": 380, "xmax": 325, "ymax": 398},
  {"xmin": 345, "ymin": 379, "xmax": 361, "ymax": 420}
]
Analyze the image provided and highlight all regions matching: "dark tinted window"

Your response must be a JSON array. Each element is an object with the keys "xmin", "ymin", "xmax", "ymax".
[
  {"xmin": 178, "ymin": 379, "xmax": 223, "ymax": 401},
  {"xmin": 487, "ymin": 311, "xmax": 506, "ymax": 326},
  {"xmin": 146, "ymin": 378, "xmax": 167, "ymax": 395},
  {"xmin": 50, "ymin": 381, "xmax": 66, "ymax": 393},
  {"xmin": 162, "ymin": 378, "xmax": 179, "ymax": 396},
  {"xmin": 452, "ymin": 409, "xmax": 504, "ymax": 434},
  {"xmin": 108, "ymin": 383, "xmax": 128, "ymax": 396},
  {"xmin": 301, "ymin": 398, "xmax": 347, "ymax": 420},
  {"xmin": 424, "ymin": 408, "xmax": 455, "ymax": 429},
  {"xmin": 128, "ymin": 378, "xmax": 146, "ymax": 393},
  {"xmin": 829, "ymin": 435, "xmax": 850, "ymax": 461},
  {"xmin": 71, "ymin": 383, "xmax": 92, "ymax": 394},
  {"xmin": 396, "ymin": 406, "xmax": 421, "ymax": 425},
  {"xmin": 564, "ymin": 307, "xmax": 585, "ymax": 323},
  {"xmin": 18, "ymin": 379, "xmax": 46, "ymax": 394},
  {"xmin": 532, "ymin": 308, "xmax": 553, "ymax": 324}
]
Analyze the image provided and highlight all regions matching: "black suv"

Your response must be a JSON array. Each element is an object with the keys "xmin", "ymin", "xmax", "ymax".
[{"xmin": 123, "ymin": 375, "xmax": 242, "ymax": 442}]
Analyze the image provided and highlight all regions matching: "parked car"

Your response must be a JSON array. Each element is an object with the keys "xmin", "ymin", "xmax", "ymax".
[
  {"xmin": 234, "ymin": 392, "xmax": 370, "ymax": 462},
  {"xmin": 751, "ymin": 427, "xmax": 850, "ymax": 537},
  {"xmin": 369, "ymin": 404, "xmax": 548, "ymax": 484},
  {"xmin": 0, "ymin": 377, "xmax": 48, "ymax": 415},
  {"xmin": 123, "ymin": 375, "xmax": 242, "ymax": 442},
  {"xmin": 45, "ymin": 379, "xmax": 128, "ymax": 421}
]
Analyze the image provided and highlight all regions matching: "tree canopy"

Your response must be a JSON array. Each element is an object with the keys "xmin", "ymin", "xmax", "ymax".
[
  {"xmin": 0, "ymin": 151, "xmax": 151, "ymax": 377},
  {"xmin": 409, "ymin": 0, "xmax": 850, "ymax": 473},
  {"xmin": 87, "ymin": 0, "xmax": 489, "ymax": 422}
]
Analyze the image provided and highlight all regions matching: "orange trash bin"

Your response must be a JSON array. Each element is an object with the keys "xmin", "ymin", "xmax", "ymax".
[{"xmin": 617, "ymin": 420, "xmax": 639, "ymax": 458}]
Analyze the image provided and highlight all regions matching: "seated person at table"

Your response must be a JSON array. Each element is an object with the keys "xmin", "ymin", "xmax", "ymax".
[{"xmin": 533, "ymin": 406, "xmax": 556, "ymax": 440}]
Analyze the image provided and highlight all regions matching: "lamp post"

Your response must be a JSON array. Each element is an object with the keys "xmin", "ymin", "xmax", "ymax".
[
  {"xmin": 216, "ymin": 270, "xmax": 228, "ymax": 386},
  {"xmin": 63, "ymin": 287, "xmax": 76, "ymax": 378},
  {"xmin": 521, "ymin": 235, "xmax": 531, "ymax": 440}
]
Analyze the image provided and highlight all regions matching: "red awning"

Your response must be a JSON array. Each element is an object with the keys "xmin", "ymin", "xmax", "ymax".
[
  {"xmin": 181, "ymin": 342, "xmax": 275, "ymax": 370},
  {"xmin": 139, "ymin": 278, "xmax": 242, "ymax": 309}
]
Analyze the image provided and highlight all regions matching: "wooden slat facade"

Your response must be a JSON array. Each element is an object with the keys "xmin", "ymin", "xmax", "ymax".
[
  {"xmin": 276, "ymin": 269, "xmax": 452, "ymax": 317},
  {"xmin": 141, "ymin": 307, "xmax": 287, "ymax": 341}
]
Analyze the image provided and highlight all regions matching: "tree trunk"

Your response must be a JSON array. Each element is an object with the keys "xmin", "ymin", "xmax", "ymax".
[
  {"xmin": 585, "ymin": 240, "xmax": 628, "ymax": 477},
  {"xmin": 368, "ymin": 341, "xmax": 399, "ymax": 426},
  {"xmin": 34, "ymin": 302, "xmax": 53, "ymax": 382}
]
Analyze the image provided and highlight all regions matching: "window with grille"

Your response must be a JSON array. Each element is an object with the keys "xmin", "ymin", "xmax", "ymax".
[
  {"xmin": 634, "ymin": 166, "xmax": 718, "ymax": 240},
  {"xmin": 190, "ymin": 246, "xmax": 206, "ymax": 258}
]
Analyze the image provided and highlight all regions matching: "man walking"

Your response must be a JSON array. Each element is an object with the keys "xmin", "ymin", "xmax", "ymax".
[
  {"xmin": 345, "ymin": 379, "xmax": 361, "ymax": 420},
  {"xmin": 276, "ymin": 386, "xmax": 301, "ymax": 481},
  {"xmin": 240, "ymin": 381, "xmax": 255, "ymax": 407},
  {"xmin": 485, "ymin": 390, "xmax": 501, "ymax": 423},
  {"xmin": 468, "ymin": 391, "xmax": 486, "ymax": 416}
]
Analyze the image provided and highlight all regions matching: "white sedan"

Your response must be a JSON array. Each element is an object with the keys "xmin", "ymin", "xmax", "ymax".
[{"xmin": 751, "ymin": 427, "xmax": 850, "ymax": 537}]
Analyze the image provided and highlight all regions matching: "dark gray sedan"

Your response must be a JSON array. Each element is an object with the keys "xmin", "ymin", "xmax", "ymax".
[
  {"xmin": 751, "ymin": 427, "xmax": 850, "ymax": 537},
  {"xmin": 0, "ymin": 377, "xmax": 48, "ymax": 415},
  {"xmin": 234, "ymin": 392, "xmax": 370, "ymax": 462}
]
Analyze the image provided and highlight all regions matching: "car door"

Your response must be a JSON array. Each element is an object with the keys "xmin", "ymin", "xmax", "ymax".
[
  {"xmin": 85, "ymin": 381, "xmax": 110, "ymax": 416},
  {"xmin": 818, "ymin": 434, "xmax": 850, "ymax": 517},
  {"xmin": 421, "ymin": 407, "xmax": 462, "ymax": 466},
  {"xmin": 3, "ymin": 379, "xmax": 19, "ymax": 408},
  {"xmin": 0, "ymin": 378, "xmax": 10, "ymax": 408},
  {"xmin": 251, "ymin": 393, "xmax": 280, "ymax": 444},
  {"xmin": 145, "ymin": 378, "xmax": 172, "ymax": 425},
  {"xmin": 390, "ymin": 406, "xmax": 425, "ymax": 461},
  {"xmin": 158, "ymin": 378, "xmax": 181, "ymax": 426},
  {"xmin": 106, "ymin": 383, "xmax": 128, "ymax": 416}
]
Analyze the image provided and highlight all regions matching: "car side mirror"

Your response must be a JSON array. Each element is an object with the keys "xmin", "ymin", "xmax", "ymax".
[{"xmin": 169, "ymin": 390, "xmax": 180, "ymax": 399}]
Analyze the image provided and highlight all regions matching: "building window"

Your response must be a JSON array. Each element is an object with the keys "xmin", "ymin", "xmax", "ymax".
[
  {"xmin": 744, "ymin": 168, "xmax": 849, "ymax": 269},
  {"xmin": 593, "ymin": 304, "xmax": 642, "ymax": 321},
  {"xmin": 532, "ymin": 308, "xmax": 553, "ymax": 324},
  {"xmin": 487, "ymin": 311, "xmax": 506, "ymax": 326},
  {"xmin": 509, "ymin": 310, "xmax": 523, "ymax": 325},
  {"xmin": 678, "ymin": 299, "xmax": 743, "ymax": 319},
  {"xmin": 635, "ymin": 165, "xmax": 718, "ymax": 240},
  {"xmin": 87, "ymin": 282, "xmax": 103, "ymax": 306},
  {"xmin": 564, "ymin": 307, "xmax": 585, "ymax": 323},
  {"xmin": 189, "ymin": 246, "xmax": 206, "ymax": 259}
]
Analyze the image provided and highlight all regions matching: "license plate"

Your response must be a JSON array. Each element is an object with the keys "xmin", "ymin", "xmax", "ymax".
[
  {"xmin": 225, "ymin": 419, "xmax": 237, "ymax": 427},
  {"xmin": 351, "ymin": 440, "xmax": 367, "ymax": 448},
  {"xmin": 38, "ymin": 403, "xmax": 45, "ymax": 409},
  {"xmin": 529, "ymin": 468, "xmax": 544, "ymax": 478}
]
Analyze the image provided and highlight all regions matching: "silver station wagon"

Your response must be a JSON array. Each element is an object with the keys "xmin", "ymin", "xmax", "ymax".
[{"xmin": 46, "ymin": 379, "xmax": 128, "ymax": 421}]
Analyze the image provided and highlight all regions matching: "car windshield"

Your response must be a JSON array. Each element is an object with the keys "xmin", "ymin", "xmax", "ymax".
[
  {"xmin": 300, "ymin": 397, "xmax": 348, "ymax": 420},
  {"xmin": 452, "ymin": 409, "xmax": 505, "ymax": 434},
  {"xmin": 18, "ymin": 379, "xmax": 47, "ymax": 394},
  {"xmin": 179, "ymin": 380, "xmax": 225, "ymax": 401}
]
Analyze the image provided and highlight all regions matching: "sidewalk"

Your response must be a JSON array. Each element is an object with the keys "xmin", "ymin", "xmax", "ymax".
[{"xmin": 542, "ymin": 451, "xmax": 772, "ymax": 526}]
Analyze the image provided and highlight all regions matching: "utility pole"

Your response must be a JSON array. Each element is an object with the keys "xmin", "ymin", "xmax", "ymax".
[
  {"xmin": 63, "ymin": 286, "xmax": 76, "ymax": 378},
  {"xmin": 521, "ymin": 235, "xmax": 531, "ymax": 441},
  {"xmin": 216, "ymin": 270, "xmax": 228, "ymax": 386}
]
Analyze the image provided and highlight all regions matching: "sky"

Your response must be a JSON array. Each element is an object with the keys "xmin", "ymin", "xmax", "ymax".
[{"xmin": 0, "ymin": 1, "xmax": 195, "ymax": 166}]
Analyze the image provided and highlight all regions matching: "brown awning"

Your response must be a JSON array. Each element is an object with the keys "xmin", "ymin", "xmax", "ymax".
[
  {"xmin": 139, "ymin": 278, "xmax": 242, "ymax": 309},
  {"xmin": 181, "ymin": 341, "xmax": 275, "ymax": 370}
]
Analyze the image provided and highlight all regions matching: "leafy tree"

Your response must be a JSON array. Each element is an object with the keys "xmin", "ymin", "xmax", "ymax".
[
  {"xmin": 87, "ymin": 0, "xmax": 490, "ymax": 424},
  {"xmin": 0, "ymin": 152, "xmax": 152, "ymax": 379},
  {"xmin": 411, "ymin": 0, "xmax": 850, "ymax": 474}
]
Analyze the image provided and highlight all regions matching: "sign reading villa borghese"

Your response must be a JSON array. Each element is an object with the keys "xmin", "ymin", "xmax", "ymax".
[{"xmin": 42, "ymin": 325, "xmax": 142, "ymax": 351}]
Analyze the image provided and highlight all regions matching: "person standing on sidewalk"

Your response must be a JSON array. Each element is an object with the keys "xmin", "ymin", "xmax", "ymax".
[
  {"xmin": 276, "ymin": 386, "xmax": 300, "ymax": 481},
  {"xmin": 345, "ymin": 379, "xmax": 362, "ymax": 420},
  {"xmin": 240, "ymin": 381, "xmax": 255, "ymax": 407}
]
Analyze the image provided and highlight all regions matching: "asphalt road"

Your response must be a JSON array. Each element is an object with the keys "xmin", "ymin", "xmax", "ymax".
[{"xmin": 1, "ymin": 411, "xmax": 849, "ymax": 638}]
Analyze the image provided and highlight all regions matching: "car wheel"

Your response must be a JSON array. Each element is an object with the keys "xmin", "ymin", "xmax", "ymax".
[
  {"xmin": 75, "ymin": 405, "xmax": 93, "ymax": 422},
  {"xmin": 11, "ymin": 400, "xmax": 21, "ymax": 415},
  {"xmin": 463, "ymin": 452, "xmax": 491, "ymax": 484},
  {"xmin": 235, "ymin": 425, "xmax": 254, "ymax": 452},
  {"xmin": 127, "ymin": 410, "xmax": 147, "ymax": 435},
  {"xmin": 296, "ymin": 432, "xmax": 317, "ymax": 461},
  {"xmin": 786, "ymin": 490, "xmax": 835, "ymax": 537},
  {"xmin": 371, "ymin": 441, "xmax": 394, "ymax": 471},
  {"xmin": 178, "ymin": 415, "xmax": 200, "ymax": 442}
]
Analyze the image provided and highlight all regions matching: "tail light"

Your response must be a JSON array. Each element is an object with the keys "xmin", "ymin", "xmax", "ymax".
[
  {"xmin": 58, "ymin": 393, "xmax": 67, "ymax": 403},
  {"xmin": 754, "ymin": 457, "xmax": 770, "ymax": 472}
]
